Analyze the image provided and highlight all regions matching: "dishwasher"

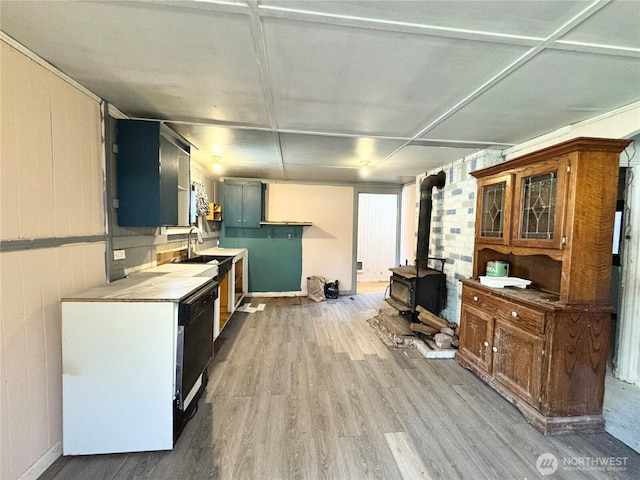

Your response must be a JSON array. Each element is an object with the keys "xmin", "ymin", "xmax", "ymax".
[{"xmin": 174, "ymin": 279, "xmax": 218, "ymax": 441}]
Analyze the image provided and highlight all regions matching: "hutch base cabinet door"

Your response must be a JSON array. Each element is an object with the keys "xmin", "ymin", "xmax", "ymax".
[{"xmin": 458, "ymin": 137, "xmax": 629, "ymax": 435}]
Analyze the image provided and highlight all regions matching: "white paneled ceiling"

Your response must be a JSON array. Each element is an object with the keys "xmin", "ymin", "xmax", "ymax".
[{"xmin": 1, "ymin": 0, "xmax": 639, "ymax": 185}]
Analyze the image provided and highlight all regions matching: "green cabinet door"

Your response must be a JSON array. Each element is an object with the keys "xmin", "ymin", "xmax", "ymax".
[
  {"xmin": 223, "ymin": 180, "xmax": 264, "ymax": 228},
  {"xmin": 224, "ymin": 182, "xmax": 244, "ymax": 227},
  {"xmin": 116, "ymin": 119, "xmax": 190, "ymax": 227}
]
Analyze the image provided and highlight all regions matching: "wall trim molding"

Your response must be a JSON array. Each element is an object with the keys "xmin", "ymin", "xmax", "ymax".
[
  {"xmin": 0, "ymin": 235, "xmax": 107, "ymax": 252},
  {"xmin": 18, "ymin": 442, "xmax": 62, "ymax": 480}
]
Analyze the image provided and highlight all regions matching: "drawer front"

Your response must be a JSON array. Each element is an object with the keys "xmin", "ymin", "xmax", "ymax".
[{"xmin": 462, "ymin": 286, "xmax": 545, "ymax": 335}]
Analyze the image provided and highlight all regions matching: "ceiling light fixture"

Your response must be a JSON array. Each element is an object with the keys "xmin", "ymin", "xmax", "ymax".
[
  {"xmin": 360, "ymin": 161, "xmax": 370, "ymax": 176},
  {"xmin": 211, "ymin": 155, "xmax": 222, "ymax": 172}
]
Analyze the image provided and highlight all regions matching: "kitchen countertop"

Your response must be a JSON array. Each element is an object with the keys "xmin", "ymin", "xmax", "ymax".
[
  {"xmin": 61, "ymin": 248, "xmax": 246, "ymax": 303},
  {"xmin": 62, "ymin": 270, "xmax": 214, "ymax": 303},
  {"xmin": 196, "ymin": 247, "xmax": 247, "ymax": 258},
  {"xmin": 134, "ymin": 263, "xmax": 218, "ymax": 278}
]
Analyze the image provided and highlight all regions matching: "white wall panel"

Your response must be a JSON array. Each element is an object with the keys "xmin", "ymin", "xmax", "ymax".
[
  {"xmin": 357, "ymin": 193, "xmax": 397, "ymax": 281},
  {"xmin": 1, "ymin": 40, "xmax": 104, "ymax": 241},
  {"xmin": 32, "ymin": 63, "xmax": 56, "ymax": 238},
  {"xmin": 0, "ymin": 43, "xmax": 23, "ymax": 240},
  {"xmin": 0, "ymin": 244, "xmax": 106, "ymax": 480},
  {"xmin": 616, "ymin": 163, "xmax": 640, "ymax": 386},
  {"xmin": 0, "ymin": 40, "xmax": 106, "ymax": 480},
  {"xmin": 400, "ymin": 182, "xmax": 417, "ymax": 265},
  {"xmin": 267, "ymin": 183, "xmax": 353, "ymax": 291}
]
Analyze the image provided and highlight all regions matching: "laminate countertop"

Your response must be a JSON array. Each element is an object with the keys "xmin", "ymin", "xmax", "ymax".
[
  {"xmin": 62, "ymin": 266, "xmax": 216, "ymax": 303},
  {"xmin": 133, "ymin": 263, "xmax": 218, "ymax": 278},
  {"xmin": 61, "ymin": 248, "xmax": 246, "ymax": 303},
  {"xmin": 195, "ymin": 247, "xmax": 247, "ymax": 258}
]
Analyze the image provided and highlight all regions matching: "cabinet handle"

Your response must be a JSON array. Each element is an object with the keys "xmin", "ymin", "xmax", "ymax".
[
  {"xmin": 492, "ymin": 347, "xmax": 498, "ymax": 352},
  {"xmin": 237, "ymin": 219, "xmax": 242, "ymax": 223},
  {"xmin": 483, "ymin": 341, "xmax": 489, "ymax": 347},
  {"xmin": 511, "ymin": 311, "xmax": 518, "ymax": 317},
  {"xmin": 473, "ymin": 296, "xmax": 479, "ymax": 302}
]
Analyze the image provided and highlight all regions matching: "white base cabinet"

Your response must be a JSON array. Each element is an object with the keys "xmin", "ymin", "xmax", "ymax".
[{"xmin": 62, "ymin": 301, "xmax": 177, "ymax": 455}]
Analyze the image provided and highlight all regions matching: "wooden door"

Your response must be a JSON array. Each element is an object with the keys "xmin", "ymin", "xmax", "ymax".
[
  {"xmin": 458, "ymin": 303, "xmax": 494, "ymax": 373},
  {"xmin": 492, "ymin": 320, "xmax": 543, "ymax": 407}
]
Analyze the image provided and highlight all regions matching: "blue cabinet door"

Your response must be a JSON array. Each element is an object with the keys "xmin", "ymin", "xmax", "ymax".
[
  {"xmin": 223, "ymin": 181, "xmax": 263, "ymax": 228},
  {"xmin": 242, "ymin": 182, "xmax": 263, "ymax": 228},
  {"xmin": 159, "ymin": 136, "xmax": 179, "ymax": 226},
  {"xmin": 116, "ymin": 120, "xmax": 189, "ymax": 227},
  {"xmin": 224, "ymin": 183, "xmax": 244, "ymax": 227}
]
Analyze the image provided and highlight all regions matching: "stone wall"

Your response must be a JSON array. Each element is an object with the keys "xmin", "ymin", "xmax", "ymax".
[{"xmin": 416, "ymin": 149, "xmax": 504, "ymax": 324}]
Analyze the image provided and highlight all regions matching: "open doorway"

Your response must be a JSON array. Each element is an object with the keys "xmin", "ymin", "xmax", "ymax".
[{"xmin": 356, "ymin": 192, "xmax": 398, "ymax": 294}]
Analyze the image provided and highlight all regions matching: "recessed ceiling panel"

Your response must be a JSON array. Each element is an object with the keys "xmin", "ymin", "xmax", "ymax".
[
  {"xmin": 423, "ymin": 50, "xmax": 640, "ymax": 145},
  {"xmin": 220, "ymin": 163, "xmax": 286, "ymax": 181},
  {"xmin": 2, "ymin": 1, "xmax": 639, "ymax": 187},
  {"xmin": 374, "ymin": 145, "xmax": 482, "ymax": 179},
  {"xmin": 261, "ymin": 1, "xmax": 586, "ymax": 38},
  {"xmin": 559, "ymin": 1, "xmax": 640, "ymax": 49},
  {"xmin": 279, "ymin": 133, "xmax": 405, "ymax": 168},
  {"xmin": 168, "ymin": 124, "xmax": 281, "ymax": 167},
  {"xmin": 263, "ymin": 18, "xmax": 530, "ymax": 137},
  {"xmin": 0, "ymin": 1, "xmax": 269, "ymax": 125},
  {"xmin": 283, "ymin": 164, "xmax": 365, "ymax": 184}
]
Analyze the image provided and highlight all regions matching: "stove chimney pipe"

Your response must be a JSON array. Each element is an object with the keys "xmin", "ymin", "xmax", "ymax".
[{"xmin": 416, "ymin": 170, "xmax": 446, "ymax": 265}]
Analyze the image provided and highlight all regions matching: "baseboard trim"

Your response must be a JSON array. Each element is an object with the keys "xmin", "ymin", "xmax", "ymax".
[{"xmin": 19, "ymin": 442, "xmax": 62, "ymax": 480}]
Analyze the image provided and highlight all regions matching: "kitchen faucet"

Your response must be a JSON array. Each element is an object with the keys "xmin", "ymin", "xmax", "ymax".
[{"xmin": 187, "ymin": 226, "xmax": 203, "ymax": 258}]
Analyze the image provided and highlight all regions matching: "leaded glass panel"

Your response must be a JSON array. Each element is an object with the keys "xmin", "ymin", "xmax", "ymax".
[
  {"xmin": 520, "ymin": 172, "xmax": 557, "ymax": 239},
  {"xmin": 481, "ymin": 182, "xmax": 505, "ymax": 237}
]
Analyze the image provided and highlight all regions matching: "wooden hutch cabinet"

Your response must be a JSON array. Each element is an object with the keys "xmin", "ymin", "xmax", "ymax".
[{"xmin": 457, "ymin": 137, "xmax": 630, "ymax": 434}]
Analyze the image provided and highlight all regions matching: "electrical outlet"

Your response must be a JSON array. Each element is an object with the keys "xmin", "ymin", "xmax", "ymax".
[{"xmin": 113, "ymin": 249, "xmax": 126, "ymax": 261}]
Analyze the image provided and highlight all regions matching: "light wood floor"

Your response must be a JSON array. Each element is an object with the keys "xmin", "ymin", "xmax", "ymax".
[
  {"xmin": 41, "ymin": 294, "xmax": 639, "ymax": 479},
  {"xmin": 356, "ymin": 281, "xmax": 389, "ymax": 294}
]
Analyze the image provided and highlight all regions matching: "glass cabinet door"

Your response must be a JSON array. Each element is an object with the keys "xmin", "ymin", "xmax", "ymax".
[
  {"xmin": 512, "ymin": 158, "xmax": 567, "ymax": 249},
  {"xmin": 475, "ymin": 174, "xmax": 512, "ymax": 245}
]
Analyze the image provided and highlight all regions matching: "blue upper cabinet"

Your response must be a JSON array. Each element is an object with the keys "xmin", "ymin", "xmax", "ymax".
[
  {"xmin": 117, "ymin": 120, "xmax": 191, "ymax": 227},
  {"xmin": 223, "ymin": 180, "xmax": 264, "ymax": 228}
]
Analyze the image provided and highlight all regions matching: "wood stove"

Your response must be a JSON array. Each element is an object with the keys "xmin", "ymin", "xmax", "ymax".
[
  {"xmin": 386, "ymin": 171, "xmax": 447, "ymax": 318},
  {"xmin": 387, "ymin": 260, "xmax": 446, "ymax": 315}
]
